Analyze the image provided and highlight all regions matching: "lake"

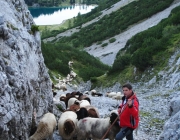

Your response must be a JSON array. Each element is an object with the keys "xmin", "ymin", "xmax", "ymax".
[{"xmin": 29, "ymin": 5, "xmax": 97, "ymax": 25}]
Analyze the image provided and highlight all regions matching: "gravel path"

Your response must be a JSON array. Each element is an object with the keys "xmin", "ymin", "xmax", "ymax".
[{"xmin": 53, "ymin": 85, "xmax": 172, "ymax": 140}]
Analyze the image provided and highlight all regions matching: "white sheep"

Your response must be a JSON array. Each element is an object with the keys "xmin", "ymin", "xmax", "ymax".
[
  {"xmin": 67, "ymin": 97, "xmax": 78, "ymax": 109},
  {"xmin": 116, "ymin": 92, "xmax": 122, "ymax": 96},
  {"xmin": 58, "ymin": 111, "xmax": 78, "ymax": 140},
  {"xmin": 91, "ymin": 89, "xmax": 96, "ymax": 95},
  {"xmin": 108, "ymin": 92, "xmax": 117, "ymax": 98},
  {"xmin": 77, "ymin": 110, "xmax": 120, "ymax": 140},
  {"xmin": 112, "ymin": 92, "xmax": 123, "ymax": 101},
  {"xmin": 105, "ymin": 91, "xmax": 111, "ymax": 97},
  {"xmin": 54, "ymin": 83, "xmax": 67, "ymax": 91},
  {"xmin": 76, "ymin": 99, "xmax": 91, "ymax": 108},
  {"xmin": 70, "ymin": 70, "xmax": 77, "ymax": 78},
  {"xmin": 29, "ymin": 112, "xmax": 57, "ymax": 140},
  {"xmin": 112, "ymin": 94, "xmax": 124, "ymax": 101},
  {"xmin": 68, "ymin": 61, "xmax": 74, "ymax": 68}
]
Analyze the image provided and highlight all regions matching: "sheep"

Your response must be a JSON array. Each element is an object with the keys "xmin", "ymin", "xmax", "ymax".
[
  {"xmin": 105, "ymin": 91, "xmax": 111, "ymax": 97},
  {"xmin": 112, "ymin": 94, "xmax": 124, "ymax": 101},
  {"xmin": 29, "ymin": 112, "xmax": 57, "ymax": 140},
  {"xmin": 108, "ymin": 92, "xmax": 117, "ymax": 98},
  {"xmin": 70, "ymin": 70, "xmax": 77, "ymax": 78},
  {"xmin": 60, "ymin": 84, "xmax": 67, "ymax": 91},
  {"xmin": 67, "ymin": 97, "xmax": 78, "ymax": 109},
  {"xmin": 75, "ymin": 99, "xmax": 91, "ymax": 108},
  {"xmin": 84, "ymin": 105, "xmax": 100, "ymax": 118},
  {"xmin": 83, "ymin": 91, "xmax": 90, "ymax": 95},
  {"xmin": 91, "ymin": 92, "xmax": 103, "ymax": 97},
  {"xmin": 60, "ymin": 92, "xmax": 87, "ymax": 109},
  {"xmin": 54, "ymin": 83, "xmax": 67, "ymax": 91},
  {"xmin": 52, "ymin": 91, "xmax": 57, "ymax": 97},
  {"xmin": 61, "ymin": 93, "xmax": 77, "ymax": 109},
  {"xmin": 91, "ymin": 89, "xmax": 96, "ymax": 96},
  {"xmin": 111, "ymin": 92, "xmax": 123, "ymax": 101},
  {"xmin": 71, "ymin": 91, "xmax": 81, "ymax": 98},
  {"xmin": 66, "ymin": 74, "xmax": 73, "ymax": 82},
  {"xmin": 67, "ymin": 103, "xmax": 99, "ymax": 119},
  {"xmin": 78, "ymin": 93, "xmax": 91, "ymax": 104},
  {"xmin": 58, "ymin": 111, "xmax": 78, "ymax": 140},
  {"xmin": 116, "ymin": 92, "xmax": 122, "ymax": 96},
  {"xmin": 60, "ymin": 93, "xmax": 66, "ymax": 98},
  {"xmin": 65, "ymin": 104, "xmax": 88, "ymax": 120},
  {"xmin": 68, "ymin": 61, "xmax": 74, "ymax": 68},
  {"xmin": 76, "ymin": 107, "xmax": 89, "ymax": 121},
  {"xmin": 76, "ymin": 110, "xmax": 120, "ymax": 140}
]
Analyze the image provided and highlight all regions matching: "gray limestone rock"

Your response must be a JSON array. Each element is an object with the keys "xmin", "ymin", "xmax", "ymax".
[
  {"xmin": 0, "ymin": 0, "xmax": 53, "ymax": 139},
  {"xmin": 0, "ymin": 16, "xmax": 4, "ymax": 25},
  {"xmin": 169, "ymin": 96, "xmax": 180, "ymax": 116}
]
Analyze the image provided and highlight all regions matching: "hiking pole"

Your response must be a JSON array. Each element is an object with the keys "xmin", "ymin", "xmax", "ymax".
[{"xmin": 100, "ymin": 116, "xmax": 119, "ymax": 140}]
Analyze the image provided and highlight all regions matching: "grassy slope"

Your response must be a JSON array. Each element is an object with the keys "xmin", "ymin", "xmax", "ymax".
[
  {"xmin": 94, "ymin": 7, "xmax": 180, "ymax": 87},
  {"xmin": 40, "ymin": 0, "xmax": 180, "ymax": 87}
]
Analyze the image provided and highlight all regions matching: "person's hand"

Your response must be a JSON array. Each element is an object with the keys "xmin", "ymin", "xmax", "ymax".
[
  {"xmin": 118, "ymin": 108, "xmax": 121, "ymax": 114},
  {"xmin": 127, "ymin": 99, "xmax": 133, "ymax": 107}
]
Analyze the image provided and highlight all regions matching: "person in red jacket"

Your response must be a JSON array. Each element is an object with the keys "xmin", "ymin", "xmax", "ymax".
[{"xmin": 115, "ymin": 83, "xmax": 139, "ymax": 140}]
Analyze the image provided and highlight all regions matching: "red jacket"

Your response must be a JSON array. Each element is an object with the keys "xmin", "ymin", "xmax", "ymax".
[{"xmin": 118, "ymin": 93, "xmax": 139, "ymax": 129}]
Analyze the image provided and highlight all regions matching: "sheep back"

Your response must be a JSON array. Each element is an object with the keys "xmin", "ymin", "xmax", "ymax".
[
  {"xmin": 84, "ymin": 105, "xmax": 100, "ymax": 118},
  {"xmin": 67, "ymin": 97, "xmax": 78, "ymax": 109},
  {"xmin": 77, "ymin": 112, "xmax": 119, "ymax": 140},
  {"xmin": 58, "ymin": 111, "xmax": 78, "ymax": 140},
  {"xmin": 29, "ymin": 112, "xmax": 56, "ymax": 140},
  {"xmin": 77, "ymin": 117, "xmax": 110, "ymax": 140}
]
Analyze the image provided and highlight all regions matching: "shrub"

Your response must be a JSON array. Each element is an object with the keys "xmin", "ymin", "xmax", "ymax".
[
  {"xmin": 31, "ymin": 25, "xmax": 39, "ymax": 34},
  {"xmin": 109, "ymin": 38, "xmax": 116, "ymax": 43},
  {"xmin": 90, "ymin": 77, "xmax": 98, "ymax": 82},
  {"xmin": 101, "ymin": 43, "xmax": 108, "ymax": 47},
  {"xmin": 108, "ymin": 54, "xmax": 131, "ymax": 74},
  {"xmin": 96, "ymin": 41, "xmax": 102, "ymax": 45}
]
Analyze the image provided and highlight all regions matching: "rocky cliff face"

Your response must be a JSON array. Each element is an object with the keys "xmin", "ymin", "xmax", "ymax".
[{"xmin": 0, "ymin": 0, "xmax": 53, "ymax": 139}]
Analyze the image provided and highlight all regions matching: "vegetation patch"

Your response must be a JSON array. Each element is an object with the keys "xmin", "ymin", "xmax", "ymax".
[
  {"xmin": 96, "ymin": 41, "xmax": 102, "ymax": 45},
  {"xmin": 56, "ymin": 104, "xmax": 65, "ymax": 112},
  {"xmin": 109, "ymin": 5, "xmax": 180, "ymax": 77},
  {"xmin": 101, "ymin": 43, "xmax": 108, "ymax": 47},
  {"xmin": 42, "ymin": 42, "xmax": 110, "ymax": 81},
  {"xmin": 7, "ymin": 23, "xmax": 18, "ymax": 30},
  {"xmin": 31, "ymin": 25, "xmax": 39, "ymax": 34},
  {"xmin": 109, "ymin": 38, "xmax": 116, "ymax": 43},
  {"xmin": 102, "ymin": 52, "xmax": 113, "ymax": 57},
  {"xmin": 145, "ymin": 93, "xmax": 161, "ymax": 100},
  {"xmin": 149, "ymin": 118, "xmax": 165, "ymax": 127},
  {"xmin": 55, "ymin": 0, "xmax": 174, "ymax": 48},
  {"xmin": 140, "ymin": 111, "xmax": 151, "ymax": 117}
]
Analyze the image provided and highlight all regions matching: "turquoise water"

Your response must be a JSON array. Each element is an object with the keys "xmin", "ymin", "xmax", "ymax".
[{"xmin": 29, "ymin": 5, "xmax": 97, "ymax": 25}]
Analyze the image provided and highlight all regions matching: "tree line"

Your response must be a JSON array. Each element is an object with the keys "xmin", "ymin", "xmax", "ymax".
[{"xmin": 25, "ymin": 0, "xmax": 100, "ymax": 7}]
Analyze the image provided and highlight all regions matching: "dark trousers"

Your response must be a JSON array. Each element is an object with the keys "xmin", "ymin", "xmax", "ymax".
[{"xmin": 115, "ymin": 127, "xmax": 134, "ymax": 140}]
